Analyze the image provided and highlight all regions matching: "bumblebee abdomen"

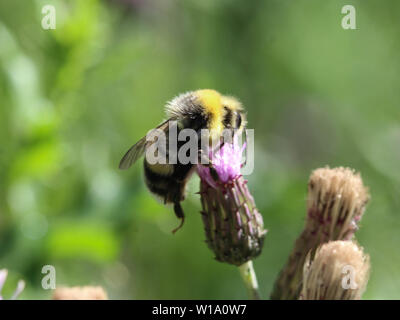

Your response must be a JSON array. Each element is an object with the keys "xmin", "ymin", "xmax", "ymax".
[{"xmin": 144, "ymin": 161, "xmax": 194, "ymax": 204}]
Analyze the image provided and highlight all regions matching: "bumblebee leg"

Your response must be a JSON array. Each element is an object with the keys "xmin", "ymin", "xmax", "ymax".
[
  {"xmin": 214, "ymin": 137, "xmax": 225, "ymax": 154},
  {"xmin": 171, "ymin": 202, "xmax": 185, "ymax": 234},
  {"xmin": 198, "ymin": 134, "xmax": 226, "ymax": 166},
  {"xmin": 198, "ymin": 149, "xmax": 220, "ymax": 182},
  {"xmin": 198, "ymin": 149, "xmax": 211, "ymax": 166},
  {"xmin": 210, "ymin": 166, "xmax": 220, "ymax": 182},
  {"xmin": 243, "ymin": 128, "xmax": 248, "ymax": 167}
]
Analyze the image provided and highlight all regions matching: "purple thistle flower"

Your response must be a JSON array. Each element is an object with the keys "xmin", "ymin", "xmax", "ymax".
[
  {"xmin": 197, "ymin": 137, "xmax": 267, "ymax": 266},
  {"xmin": 197, "ymin": 139, "xmax": 244, "ymax": 188}
]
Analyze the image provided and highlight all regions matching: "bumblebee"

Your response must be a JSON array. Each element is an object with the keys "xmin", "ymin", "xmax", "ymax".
[{"xmin": 119, "ymin": 89, "xmax": 246, "ymax": 232}]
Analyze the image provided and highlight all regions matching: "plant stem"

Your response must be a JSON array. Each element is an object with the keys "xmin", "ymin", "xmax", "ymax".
[{"xmin": 239, "ymin": 260, "xmax": 261, "ymax": 300}]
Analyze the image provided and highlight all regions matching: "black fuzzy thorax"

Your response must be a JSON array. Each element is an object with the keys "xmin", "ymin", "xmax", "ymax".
[{"xmin": 143, "ymin": 119, "xmax": 204, "ymax": 204}]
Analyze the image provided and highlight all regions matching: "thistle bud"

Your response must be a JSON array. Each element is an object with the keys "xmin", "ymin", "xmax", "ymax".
[
  {"xmin": 300, "ymin": 241, "xmax": 370, "ymax": 300},
  {"xmin": 271, "ymin": 167, "xmax": 370, "ymax": 300},
  {"xmin": 52, "ymin": 286, "xmax": 108, "ymax": 300},
  {"xmin": 197, "ymin": 138, "xmax": 267, "ymax": 266},
  {"xmin": 306, "ymin": 167, "xmax": 370, "ymax": 241}
]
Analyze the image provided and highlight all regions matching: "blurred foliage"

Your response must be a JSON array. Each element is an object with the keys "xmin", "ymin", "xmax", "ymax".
[{"xmin": 0, "ymin": 0, "xmax": 399, "ymax": 299}]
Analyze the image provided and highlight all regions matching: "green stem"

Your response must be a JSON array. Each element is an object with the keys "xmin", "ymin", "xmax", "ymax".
[{"xmin": 239, "ymin": 260, "xmax": 261, "ymax": 300}]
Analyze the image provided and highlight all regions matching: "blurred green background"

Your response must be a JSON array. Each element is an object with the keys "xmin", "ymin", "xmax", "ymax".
[{"xmin": 0, "ymin": 0, "xmax": 399, "ymax": 299}]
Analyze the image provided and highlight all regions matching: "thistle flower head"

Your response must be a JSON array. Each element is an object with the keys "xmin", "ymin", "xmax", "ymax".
[
  {"xmin": 0, "ymin": 269, "xmax": 25, "ymax": 300},
  {"xmin": 197, "ymin": 140, "xmax": 244, "ymax": 188},
  {"xmin": 197, "ymin": 137, "xmax": 266, "ymax": 266},
  {"xmin": 300, "ymin": 241, "xmax": 370, "ymax": 300},
  {"xmin": 307, "ymin": 167, "xmax": 370, "ymax": 241},
  {"xmin": 271, "ymin": 166, "xmax": 370, "ymax": 300},
  {"xmin": 53, "ymin": 286, "xmax": 108, "ymax": 300}
]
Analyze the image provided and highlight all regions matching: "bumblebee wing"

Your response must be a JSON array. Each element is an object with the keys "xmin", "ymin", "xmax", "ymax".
[
  {"xmin": 118, "ymin": 137, "xmax": 147, "ymax": 170},
  {"xmin": 118, "ymin": 119, "xmax": 171, "ymax": 170}
]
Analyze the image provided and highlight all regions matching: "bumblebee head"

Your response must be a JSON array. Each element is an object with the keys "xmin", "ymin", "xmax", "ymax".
[
  {"xmin": 166, "ymin": 89, "xmax": 246, "ymax": 142},
  {"xmin": 221, "ymin": 95, "xmax": 247, "ymax": 133},
  {"xmin": 195, "ymin": 89, "xmax": 246, "ymax": 135}
]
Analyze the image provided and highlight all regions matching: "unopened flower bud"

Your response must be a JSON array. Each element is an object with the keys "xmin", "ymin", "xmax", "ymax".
[
  {"xmin": 300, "ymin": 240, "xmax": 370, "ymax": 300},
  {"xmin": 271, "ymin": 167, "xmax": 370, "ymax": 300},
  {"xmin": 306, "ymin": 167, "xmax": 369, "ymax": 241}
]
